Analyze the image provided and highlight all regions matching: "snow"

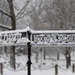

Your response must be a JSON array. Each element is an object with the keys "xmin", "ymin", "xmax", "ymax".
[
  {"xmin": 25, "ymin": 26, "xmax": 32, "ymax": 32},
  {"xmin": 0, "ymin": 26, "xmax": 75, "ymax": 75},
  {"xmin": 0, "ymin": 24, "xmax": 12, "ymax": 29},
  {"xmin": 0, "ymin": 52, "xmax": 75, "ymax": 75},
  {"xmin": 0, "ymin": 26, "xmax": 31, "ymax": 46},
  {"xmin": 31, "ymin": 30, "xmax": 75, "ymax": 34},
  {"xmin": 0, "ymin": 37, "xmax": 30, "ymax": 47},
  {"xmin": 1, "ymin": 26, "xmax": 75, "ymax": 47},
  {"xmin": 1, "ymin": 26, "xmax": 75, "ymax": 34},
  {"xmin": 0, "ymin": 27, "xmax": 27, "ymax": 34},
  {"xmin": 3, "ymin": 67, "xmax": 75, "ymax": 75},
  {"xmin": 16, "ymin": 37, "xmax": 30, "ymax": 44},
  {"xmin": 0, "ymin": 25, "xmax": 32, "ymax": 34}
]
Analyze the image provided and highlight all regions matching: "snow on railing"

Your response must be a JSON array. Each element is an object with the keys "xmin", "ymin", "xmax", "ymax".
[
  {"xmin": 31, "ymin": 29, "xmax": 75, "ymax": 34},
  {"xmin": 0, "ymin": 26, "xmax": 75, "ymax": 46},
  {"xmin": 0, "ymin": 26, "xmax": 31, "ymax": 46},
  {"xmin": 31, "ymin": 29, "xmax": 75, "ymax": 47},
  {"xmin": 0, "ymin": 24, "xmax": 12, "ymax": 30}
]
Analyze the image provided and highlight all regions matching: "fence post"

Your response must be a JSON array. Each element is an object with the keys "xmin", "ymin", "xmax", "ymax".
[
  {"xmin": 0, "ymin": 63, "xmax": 3, "ymax": 75},
  {"xmin": 55, "ymin": 64, "xmax": 58, "ymax": 75},
  {"xmin": 72, "ymin": 64, "xmax": 75, "ymax": 73}
]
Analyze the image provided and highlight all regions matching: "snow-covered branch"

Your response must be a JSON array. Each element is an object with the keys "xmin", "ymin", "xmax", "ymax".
[
  {"xmin": 0, "ymin": 24, "xmax": 12, "ymax": 30},
  {"xmin": 16, "ymin": 7, "xmax": 35, "ymax": 20},
  {"xmin": 16, "ymin": 0, "xmax": 30, "ymax": 18},
  {"xmin": 0, "ymin": 10, "xmax": 12, "ymax": 18}
]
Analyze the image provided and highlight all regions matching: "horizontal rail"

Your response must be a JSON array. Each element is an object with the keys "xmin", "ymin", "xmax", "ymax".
[
  {"xmin": 31, "ymin": 30, "xmax": 75, "ymax": 34},
  {"xmin": 32, "ymin": 43, "xmax": 75, "ymax": 47}
]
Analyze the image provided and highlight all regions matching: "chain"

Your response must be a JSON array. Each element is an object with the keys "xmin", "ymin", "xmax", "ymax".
[
  {"xmin": 3, "ymin": 64, "xmax": 27, "ymax": 72},
  {"xmin": 58, "ymin": 65, "xmax": 67, "ymax": 71}
]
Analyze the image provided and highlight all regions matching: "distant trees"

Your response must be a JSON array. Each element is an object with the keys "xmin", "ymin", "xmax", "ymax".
[
  {"xmin": 52, "ymin": 0, "xmax": 75, "ymax": 30},
  {"xmin": 30, "ymin": 0, "xmax": 45, "ymax": 29},
  {"xmin": 52, "ymin": 0, "xmax": 75, "ymax": 68},
  {"xmin": 30, "ymin": 0, "xmax": 75, "ymax": 30},
  {"xmin": 29, "ymin": 0, "xmax": 75, "ymax": 69},
  {"xmin": 43, "ymin": 0, "xmax": 75, "ymax": 68}
]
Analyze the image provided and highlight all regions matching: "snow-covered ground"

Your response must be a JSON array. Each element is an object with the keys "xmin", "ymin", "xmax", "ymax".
[
  {"xmin": 0, "ymin": 52, "xmax": 75, "ymax": 75},
  {"xmin": 3, "ymin": 68, "xmax": 75, "ymax": 75}
]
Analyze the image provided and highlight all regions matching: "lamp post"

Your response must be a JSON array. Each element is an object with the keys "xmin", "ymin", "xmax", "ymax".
[{"xmin": 27, "ymin": 30, "xmax": 32, "ymax": 75}]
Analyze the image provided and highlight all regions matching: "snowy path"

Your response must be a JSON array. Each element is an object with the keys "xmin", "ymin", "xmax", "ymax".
[
  {"xmin": 1, "ymin": 52, "xmax": 75, "ymax": 75},
  {"xmin": 3, "ymin": 68, "xmax": 75, "ymax": 75}
]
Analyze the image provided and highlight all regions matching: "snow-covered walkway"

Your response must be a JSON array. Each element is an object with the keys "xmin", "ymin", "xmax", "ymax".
[{"xmin": 3, "ymin": 68, "xmax": 75, "ymax": 75}]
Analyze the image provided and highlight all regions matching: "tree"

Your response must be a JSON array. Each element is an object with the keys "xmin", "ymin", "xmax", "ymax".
[
  {"xmin": 30, "ymin": 0, "xmax": 49, "ymax": 30},
  {"xmin": 43, "ymin": 0, "xmax": 75, "ymax": 68},
  {"xmin": 0, "ymin": 0, "xmax": 35, "ymax": 69}
]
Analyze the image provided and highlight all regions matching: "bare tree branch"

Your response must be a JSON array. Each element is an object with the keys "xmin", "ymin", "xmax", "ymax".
[
  {"xmin": 0, "ymin": 10, "xmax": 12, "ymax": 18},
  {"xmin": 16, "ymin": 7, "xmax": 35, "ymax": 20},
  {"xmin": 0, "ymin": 24, "xmax": 12, "ymax": 30},
  {"xmin": 16, "ymin": 0, "xmax": 30, "ymax": 18}
]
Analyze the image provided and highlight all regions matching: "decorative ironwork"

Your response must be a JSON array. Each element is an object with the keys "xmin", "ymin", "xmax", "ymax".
[
  {"xmin": 32, "ymin": 33, "xmax": 75, "ymax": 45},
  {"xmin": 0, "ymin": 31, "xmax": 28, "ymax": 46}
]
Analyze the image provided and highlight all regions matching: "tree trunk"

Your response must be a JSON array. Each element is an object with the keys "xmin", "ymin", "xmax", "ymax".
[
  {"xmin": 10, "ymin": 46, "xmax": 16, "ymax": 69},
  {"xmin": 43, "ymin": 49, "xmax": 46, "ymax": 60},
  {"xmin": 68, "ymin": 53, "xmax": 71, "ymax": 66},
  {"xmin": 7, "ymin": 0, "xmax": 16, "ymax": 69},
  {"xmin": 57, "ymin": 52, "xmax": 59, "ymax": 60},
  {"xmin": 66, "ymin": 54, "xmax": 69, "ymax": 68},
  {"xmin": 4, "ymin": 46, "xmax": 8, "ymax": 56},
  {"xmin": 36, "ymin": 51, "xmax": 38, "ymax": 63},
  {"xmin": 65, "ymin": 47, "xmax": 71, "ymax": 68},
  {"xmin": 65, "ymin": 47, "xmax": 69, "ymax": 68}
]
